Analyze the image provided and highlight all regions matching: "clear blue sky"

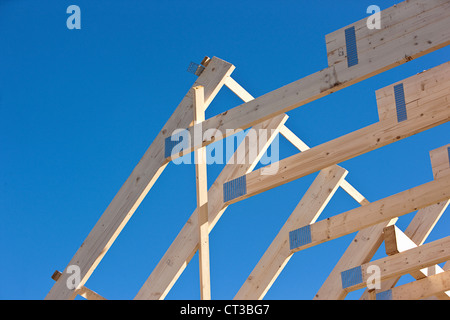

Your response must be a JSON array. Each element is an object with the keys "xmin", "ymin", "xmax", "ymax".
[{"xmin": 1, "ymin": 0, "xmax": 449, "ymax": 300}]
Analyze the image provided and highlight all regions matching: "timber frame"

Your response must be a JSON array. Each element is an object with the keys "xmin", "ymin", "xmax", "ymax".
[{"xmin": 46, "ymin": 0, "xmax": 450, "ymax": 300}]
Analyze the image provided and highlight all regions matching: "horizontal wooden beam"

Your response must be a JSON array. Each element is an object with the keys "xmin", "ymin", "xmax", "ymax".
[
  {"xmin": 279, "ymin": 125, "xmax": 369, "ymax": 206},
  {"xmin": 134, "ymin": 114, "xmax": 288, "ymax": 300},
  {"xmin": 358, "ymin": 143, "xmax": 450, "ymax": 300},
  {"xmin": 383, "ymin": 225, "xmax": 450, "ymax": 299},
  {"xmin": 340, "ymin": 236, "xmax": 450, "ymax": 292},
  {"xmin": 239, "ymin": 125, "xmax": 367, "ymax": 300},
  {"xmin": 290, "ymin": 176, "xmax": 450, "ymax": 254},
  {"xmin": 375, "ymin": 270, "xmax": 450, "ymax": 300},
  {"xmin": 314, "ymin": 219, "xmax": 397, "ymax": 300},
  {"xmin": 45, "ymin": 57, "xmax": 235, "ymax": 300},
  {"xmin": 76, "ymin": 286, "xmax": 107, "ymax": 301},
  {"xmin": 317, "ymin": 200, "xmax": 449, "ymax": 300},
  {"xmin": 316, "ymin": 130, "xmax": 450, "ymax": 301},
  {"xmin": 222, "ymin": 61, "xmax": 450, "ymax": 206},
  {"xmin": 234, "ymin": 165, "xmax": 348, "ymax": 300},
  {"xmin": 165, "ymin": 0, "xmax": 450, "ymax": 160},
  {"xmin": 326, "ymin": 1, "xmax": 450, "ymax": 68}
]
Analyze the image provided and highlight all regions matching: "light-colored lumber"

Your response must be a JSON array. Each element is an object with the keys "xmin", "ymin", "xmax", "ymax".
[
  {"xmin": 370, "ymin": 224, "xmax": 450, "ymax": 300},
  {"xmin": 384, "ymin": 225, "xmax": 418, "ymax": 256},
  {"xmin": 241, "ymin": 125, "xmax": 367, "ymax": 300},
  {"xmin": 317, "ymin": 200, "xmax": 449, "ymax": 300},
  {"xmin": 339, "ymin": 180, "xmax": 370, "ymax": 206},
  {"xmin": 384, "ymin": 225, "xmax": 449, "ymax": 280},
  {"xmin": 314, "ymin": 219, "xmax": 397, "ymax": 300},
  {"xmin": 279, "ymin": 125, "xmax": 369, "ymax": 206},
  {"xmin": 45, "ymin": 57, "xmax": 235, "ymax": 300},
  {"xmin": 425, "ymin": 261, "xmax": 450, "ymax": 300},
  {"xmin": 193, "ymin": 86, "xmax": 211, "ymax": 300},
  {"xmin": 340, "ymin": 236, "xmax": 450, "ymax": 292},
  {"xmin": 278, "ymin": 125, "xmax": 310, "ymax": 152},
  {"xmin": 165, "ymin": 1, "xmax": 450, "ymax": 160},
  {"xmin": 224, "ymin": 76, "xmax": 254, "ymax": 103},
  {"xmin": 375, "ymin": 270, "xmax": 450, "ymax": 300},
  {"xmin": 234, "ymin": 165, "xmax": 348, "ymax": 300},
  {"xmin": 376, "ymin": 62, "xmax": 450, "ymax": 122},
  {"xmin": 367, "ymin": 289, "xmax": 376, "ymax": 300},
  {"xmin": 290, "ymin": 176, "xmax": 450, "ymax": 254},
  {"xmin": 358, "ymin": 144, "xmax": 450, "ymax": 300},
  {"xmin": 430, "ymin": 143, "xmax": 450, "ymax": 179},
  {"xmin": 402, "ymin": 201, "xmax": 450, "ymax": 247},
  {"xmin": 134, "ymin": 114, "xmax": 288, "ymax": 300},
  {"xmin": 223, "ymin": 62, "xmax": 450, "ymax": 205},
  {"xmin": 77, "ymin": 286, "xmax": 107, "ymax": 301},
  {"xmin": 326, "ymin": 1, "xmax": 450, "ymax": 67}
]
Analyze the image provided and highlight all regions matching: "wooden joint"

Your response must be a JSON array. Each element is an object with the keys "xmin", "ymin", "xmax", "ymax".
[{"xmin": 51, "ymin": 270, "xmax": 62, "ymax": 281}]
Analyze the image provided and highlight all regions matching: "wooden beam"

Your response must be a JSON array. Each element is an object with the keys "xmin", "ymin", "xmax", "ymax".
[
  {"xmin": 340, "ymin": 236, "xmax": 450, "ymax": 292},
  {"xmin": 384, "ymin": 225, "xmax": 417, "ymax": 256},
  {"xmin": 45, "ymin": 57, "xmax": 235, "ymax": 300},
  {"xmin": 279, "ymin": 125, "xmax": 369, "ymax": 206},
  {"xmin": 378, "ymin": 225, "xmax": 450, "ymax": 299},
  {"xmin": 290, "ymin": 176, "xmax": 450, "ymax": 254},
  {"xmin": 222, "ymin": 62, "xmax": 450, "ymax": 206},
  {"xmin": 358, "ymin": 143, "xmax": 450, "ymax": 300},
  {"xmin": 278, "ymin": 125, "xmax": 309, "ymax": 152},
  {"xmin": 326, "ymin": 1, "xmax": 450, "ymax": 68},
  {"xmin": 384, "ymin": 225, "xmax": 449, "ymax": 279},
  {"xmin": 430, "ymin": 143, "xmax": 450, "ymax": 180},
  {"xmin": 339, "ymin": 179, "xmax": 370, "ymax": 206},
  {"xmin": 425, "ymin": 261, "xmax": 450, "ymax": 300},
  {"xmin": 193, "ymin": 86, "xmax": 211, "ymax": 300},
  {"xmin": 234, "ymin": 122, "xmax": 368, "ymax": 300},
  {"xmin": 165, "ymin": 0, "xmax": 450, "ymax": 160},
  {"xmin": 134, "ymin": 114, "xmax": 288, "ymax": 300},
  {"xmin": 314, "ymin": 219, "xmax": 397, "ymax": 300},
  {"xmin": 375, "ymin": 62, "xmax": 450, "ymax": 123},
  {"xmin": 77, "ymin": 286, "xmax": 107, "ymax": 301},
  {"xmin": 224, "ymin": 77, "xmax": 254, "ymax": 103},
  {"xmin": 317, "ymin": 199, "xmax": 449, "ymax": 300},
  {"xmin": 51, "ymin": 270, "xmax": 106, "ymax": 300},
  {"xmin": 234, "ymin": 165, "xmax": 348, "ymax": 300},
  {"xmin": 317, "ymin": 143, "xmax": 450, "ymax": 300},
  {"xmin": 375, "ymin": 270, "xmax": 450, "ymax": 300},
  {"xmin": 402, "ymin": 201, "xmax": 450, "ymax": 247},
  {"xmin": 367, "ymin": 289, "xmax": 376, "ymax": 300}
]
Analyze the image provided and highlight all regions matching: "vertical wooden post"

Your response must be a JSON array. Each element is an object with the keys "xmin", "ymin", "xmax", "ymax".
[{"xmin": 193, "ymin": 85, "xmax": 211, "ymax": 300}]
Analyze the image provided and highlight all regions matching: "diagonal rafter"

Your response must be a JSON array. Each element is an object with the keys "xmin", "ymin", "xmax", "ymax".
[
  {"xmin": 234, "ymin": 165, "xmax": 348, "ymax": 300},
  {"xmin": 134, "ymin": 114, "xmax": 288, "ymax": 299},
  {"xmin": 45, "ymin": 57, "xmax": 235, "ymax": 300}
]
